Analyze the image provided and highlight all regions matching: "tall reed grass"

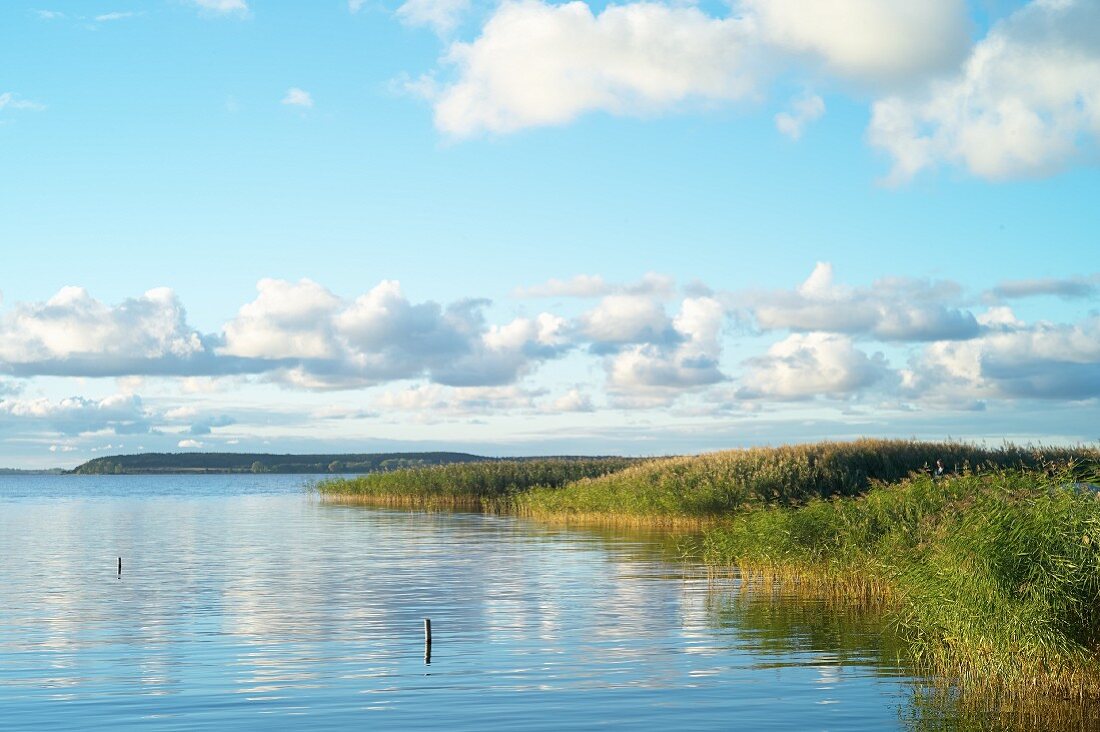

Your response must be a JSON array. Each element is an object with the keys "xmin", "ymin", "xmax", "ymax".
[
  {"xmin": 698, "ymin": 468, "xmax": 1100, "ymax": 698},
  {"xmin": 514, "ymin": 440, "xmax": 1091, "ymax": 522},
  {"xmin": 316, "ymin": 457, "xmax": 635, "ymax": 510}
]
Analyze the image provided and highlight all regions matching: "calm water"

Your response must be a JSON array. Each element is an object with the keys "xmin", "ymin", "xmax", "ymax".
[{"xmin": 0, "ymin": 474, "xmax": 1057, "ymax": 730}]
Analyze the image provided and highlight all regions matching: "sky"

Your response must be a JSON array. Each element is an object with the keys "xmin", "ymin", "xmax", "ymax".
[{"xmin": 1, "ymin": 0, "xmax": 1098, "ymax": 467}]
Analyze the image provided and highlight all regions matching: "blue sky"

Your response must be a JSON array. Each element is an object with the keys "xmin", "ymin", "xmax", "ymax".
[{"xmin": 0, "ymin": 0, "xmax": 1098, "ymax": 467}]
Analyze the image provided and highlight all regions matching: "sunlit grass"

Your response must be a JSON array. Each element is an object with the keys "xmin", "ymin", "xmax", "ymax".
[
  {"xmin": 698, "ymin": 468, "xmax": 1100, "ymax": 698},
  {"xmin": 514, "ymin": 439, "xmax": 1092, "ymax": 522},
  {"xmin": 316, "ymin": 457, "xmax": 635, "ymax": 511}
]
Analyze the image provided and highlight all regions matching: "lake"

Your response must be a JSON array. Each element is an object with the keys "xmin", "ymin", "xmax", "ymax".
[{"xmin": 0, "ymin": 474, "xmax": 1047, "ymax": 730}]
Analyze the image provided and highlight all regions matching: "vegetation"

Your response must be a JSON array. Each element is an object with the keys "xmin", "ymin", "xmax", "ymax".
[
  {"xmin": 68, "ymin": 451, "xmax": 488, "ymax": 475},
  {"xmin": 317, "ymin": 457, "xmax": 637, "ymax": 510},
  {"xmin": 698, "ymin": 468, "xmax": 1100, "ymax": 698},
  {"xmin": 513, "ymin": 440, "xmax": 1090, "ymax": 524}
]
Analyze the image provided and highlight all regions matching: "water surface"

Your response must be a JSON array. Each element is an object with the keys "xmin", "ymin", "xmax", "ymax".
[{"xmin": 0, "ymin": 474, "xmax": 1055, "ymax": 730}]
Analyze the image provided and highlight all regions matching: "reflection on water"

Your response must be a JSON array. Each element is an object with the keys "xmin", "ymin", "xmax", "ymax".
[{"xmin": 0, "ymin": 475, "xmax": 1092, "ymax": 730}]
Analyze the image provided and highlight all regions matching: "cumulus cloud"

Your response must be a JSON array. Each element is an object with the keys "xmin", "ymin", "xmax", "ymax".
[
  {"xmin": 425, "ymin": 0, "xmax": 762, "ymax": 136},
  {"xmin": 548, "ymin": 388, "xmax": 595, "ymax": 413},
  {"xmin": 178, "ymin": 439, "xmax": 204, "ymax": 448},
  {"xmin": 739, "ymin": 332, "xmax": 892, "ymax": 400},
  {"xmin": 604, "ymin": 296, "xmax": 727, "ymax": 400},
  {"xmin": 577, "ymin": 294, "xmax": 679, "ymax": 350},
  {"xmin": 775, "ymin": 92, "xmax": 825, "ymax": 140},
  {"xmin": 221, "ymin": 279, "xmax": 568, "ymax": 388},
  {"xmin": 397, "ymin": 0, "xmax": 470, "ymax": 35},
  {"xmin": 419, "ymin": 0, "xmax": 975, "ymax": 136},
  {"xmin": 746, "ymin": 262, "xmax": 979, "ymax": 341},
  {"xmin": 281, "ymin": 87, "xmax": 314, "ymax": 108},
  {"xmin": 0, "ymin": 286, "xmax": 215, "ymax": 377},
  {"xmin": 869, "ymin": 0, "xmax": 1100, "ymax": 181},
  {"xmin": 989, "ymin": 274, "xmax": 1100, "ymax": 300},
  {"xmin": 745, "ymin": 0, "xmax": 970, "ymax": 85},
  {"xmin": 904, "ymin": 310, "xmax": 1100, "ymax": 401},
  {"xmin": 222, "ymin": 279, "xmax": 340, "ymax": 360},
  {"xmin": 0, "ymin": 394, "xmax": 151, "ymax": 435},
  {"xmin": 0, "ymin": 281, "xmax": 571, "ymax": 387}
]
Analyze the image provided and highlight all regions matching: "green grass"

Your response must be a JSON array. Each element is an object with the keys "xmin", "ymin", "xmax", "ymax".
[
  {"xmin": 315, "ymin": 457, "xmax": 636, "ymax": 510},
  {"xmin": 697, "ymin": 468, "xmax": 1100, "ymax": 698},
  {"xmin": 513, "ymin": 440, "xmax": 1091, "ymax": 524}
]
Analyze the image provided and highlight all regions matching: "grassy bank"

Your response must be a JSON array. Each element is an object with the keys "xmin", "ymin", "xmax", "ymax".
[
  {"xmin": 318, "ymin": 439, "xmax": 1091, "ymax": 523},
  {"xmin": 513, "ymin": 440, "xmax": 1088, "ymax": 524},
  {"xmin": 316, "ymin": 457, "xmax": 636, "ymax": 510},
  {"xmin": 699, "ymin": 469, "xmax": 1100, "ymax": 698}
]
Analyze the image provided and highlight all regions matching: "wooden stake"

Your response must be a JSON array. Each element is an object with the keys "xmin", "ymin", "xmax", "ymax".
[
  {"xmin": 424, "ymin": 618, "xmax": 432, "ymax": 664},
  {"xmin": 117, "ymin": 557, "xmax": 122, "ymax": 577}
]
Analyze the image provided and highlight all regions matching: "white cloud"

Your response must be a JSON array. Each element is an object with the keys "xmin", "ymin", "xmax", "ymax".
[
  {"xmin": 420, "ymin": 0, "xmax": 974, "ymax": 137},
  {"xmin": 745, "ymin": 0, "xmax": 970, "ymax": 85},
  {"xmin": 869, "ymin": 0, "xmax": 1100, "ymax": 182},
  {"xmin": 95, "ymin": 12, "xmax": 134, "ymax": 22},
  {"xmin": 604, "ymin": 296, "xmax": 727, "ymax": 398},
  {"xmin": 739, "ymin": 332, "xmax": 892, "ymax": 400},
  {"xmin": 221, "ymin": 279, "xmax": 568, "ymax": 388},
  {"xmin": 0, "ymin": 92, "xmax": 45, "ymax": 112},
  {"xmin": 904, "ymin": 311, "xmax": 1100, "ymax": 401},
  {"xmin": 0, "ymin": 286, "xmax": 209, "ymax": 376},
  {"xmin": 0, "ymin": 394, "xmax": 151, "ymax": 435},
  {"xmin": 548, "ymin": 388, "xmax": 595, "ymax": 413},
  {"xmin": 177, "ymin": 439, "xmax": 204, "ymax": 448},
  {"xmin": 190, "ymin": 0, "xmax": 248, "ymax": 15},
  {"xmin": 281, "ymin": 87, "xmax": 314, "ymax": 108},
  {"xmin": 577, "ymin": 294, "xmax": 677, "ymax": 348},
  {"xmin": 427, "ymin": 0, "xmax": 761, "ymax": 136},
  {"xmin": 35, "ymin": 10, "xmax": 65, "ymax": 20},
  {"xmin": 746, "ymin": 262, "xmax": 979, "ymax": 341},
  {"xmin": 222, "ymin": 279, "xmax": 340, "ymax": 360},
  {"xmin": 775, "ymin": 92, "xmax": 824, "ymax": 140},
  {"xmin": 396, "ymin": 0, "xmax": 470, "ymax": 35},
  {"xmin": 349, "ymin": 0, "xmax": 367, "ymax": 12}
]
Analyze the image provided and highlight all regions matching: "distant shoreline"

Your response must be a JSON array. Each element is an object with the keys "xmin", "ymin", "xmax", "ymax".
[{"xmin": 27, "ymin": 451, "xmax": 620, "ymax": 476}]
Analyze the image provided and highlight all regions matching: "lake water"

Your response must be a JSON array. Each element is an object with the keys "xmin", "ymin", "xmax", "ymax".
[{"xmin": 0, "ymin": 474, "xmax": 1061, "ymax": 730}]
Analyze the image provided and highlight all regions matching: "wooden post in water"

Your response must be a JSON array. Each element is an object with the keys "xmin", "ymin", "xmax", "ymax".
[
  {"xmin": 117, "ymin": 556, "xmax": 122, "ymax": 578},
  {"xmin": 424, "ymin": 618, "xmax": 432, "ymax": 664}
]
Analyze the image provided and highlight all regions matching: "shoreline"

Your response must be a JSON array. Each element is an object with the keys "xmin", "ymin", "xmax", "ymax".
[{"xmin": 317, "ymin": 439, "xmax": 1100, "ymax": 701}]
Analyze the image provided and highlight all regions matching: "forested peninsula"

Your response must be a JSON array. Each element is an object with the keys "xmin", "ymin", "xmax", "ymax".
[{"xmin": 67, "ymin": 451, "xmax": 488, "ymax": 475}]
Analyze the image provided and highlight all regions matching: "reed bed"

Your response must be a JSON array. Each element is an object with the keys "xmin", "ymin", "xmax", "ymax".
[
  {"xmin": 317, "ymin": 457, "xmax": 636, "ymax": 511},
  {"xmin": 513, "ymin": 439, "xmax": 1092, "ymax": 522},
  {"xmin": 698, "ymin": 468, "xmax": 1100, "ymax": 699}
]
